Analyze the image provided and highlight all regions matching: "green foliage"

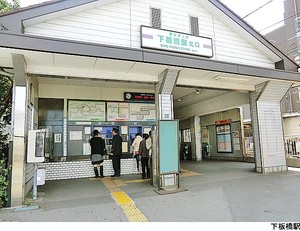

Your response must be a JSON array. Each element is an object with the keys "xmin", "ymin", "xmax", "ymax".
[
  {"xmin": 0, "ymin": 75, "xmax": 12, "ymax": 126},
  {"xmin": 0, "ymin": 158, "xmax": 10, "ymax": 208},
  {"xmin": 0, "ymin": 0, "xmax": 20, "ymax": 13},
  {"xmin": 0, "ymin": 0, "xmax": 18, "ymax": 208}
]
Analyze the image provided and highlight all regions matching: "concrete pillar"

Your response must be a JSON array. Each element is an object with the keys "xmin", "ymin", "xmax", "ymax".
[
  {"xmin": 10, "ymin": 54, "xmax": 28, "ymax": 206},
  {"xmin": 250, "ymin": 81, "xmax": 291, "ymax": 173},
  {"xmin": 190, "ymin": 116, "xmax": 202, "ymax": 161},
  {"xmin": 155, "ymin": 68, "xmax": 181, "ymax": 191}
]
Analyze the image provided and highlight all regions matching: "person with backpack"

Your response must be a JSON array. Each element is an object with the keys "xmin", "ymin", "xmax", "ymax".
[{"xmin": 139, "ymin": 133, "xmax": 150, "ymax": 179}]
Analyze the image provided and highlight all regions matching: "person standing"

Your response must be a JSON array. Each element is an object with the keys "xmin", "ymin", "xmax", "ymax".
[
  {"xmin": 139, "ymin": 133, "xmax": 150, "ymax": 179},
  {"xmin": 111, "ymin": 128, "xmax": 122, "ymax": 177},
  {"xmin": 132, "ymin": 133, "xmax": 143, "ymax": 172},
  {"xmin": 146, "ymin": 130, "xmax": 152, "ymax": 177},
  {"xmin": 90, "ymin": 129, "xmax": 105, "ymax": 178}
]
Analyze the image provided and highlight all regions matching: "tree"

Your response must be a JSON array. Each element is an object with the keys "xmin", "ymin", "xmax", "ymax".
[
  {"xmin": 0, "ymin": 0, "xmax": 19, "ymax": 208},
  {"xmin": 0, "ymin": 0, "xmax": 19, "ymax": 13},
  {"xmin": 0, "ymin": 0, "xmax": 19, "ymax": 148}
]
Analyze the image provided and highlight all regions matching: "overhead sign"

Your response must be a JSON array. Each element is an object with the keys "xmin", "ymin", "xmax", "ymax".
[
  {"xmin": 124, "ymin": 92, "xmax": 155, "ymax": 102},
  {"xmin": 141, "ymin": 26, "xmax": 213, "ymax": 57},
  {"xmin": 215, "ymin": 119, "xmax": 231, "ymax": 125}
]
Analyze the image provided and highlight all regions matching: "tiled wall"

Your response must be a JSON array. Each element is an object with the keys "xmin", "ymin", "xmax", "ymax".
[{"xmin": 38, "ymin": 159, "xmax": 139, "ymax": 180}]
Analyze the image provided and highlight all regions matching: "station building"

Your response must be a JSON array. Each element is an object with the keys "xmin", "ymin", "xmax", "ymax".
[{"xmin": 0, "ymin": 0, "xmax": 300, "ymax": 206}]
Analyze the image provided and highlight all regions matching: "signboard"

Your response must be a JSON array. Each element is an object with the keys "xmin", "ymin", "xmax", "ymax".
[
  {"xmin": 159, "ymin": 94, "xmax": 173, "ymax": 120},
  {"xmin": 129, "ymin": 103, "xmax": 156, "ymax": 121},
  {"xmin": 159, "ymin": 120, "xmax": 179, "ymax": 173},
  {"xmin": 68, "ymin": 100, "xmax": 105, "ymax": 121},
  {"xmin": 124, "ymin": 92, "xmax": 155, "ymax": 102},
  {"xmin": 216, "ymin": 119, "xmax": 232, "ymax": 153},
  {"xmin": 107, "ymin": 102, "xmax": 130, "ymax": 121},
  {"xmin": 141, "ymin": 26, "xmax": 213, "ymax": 57}
]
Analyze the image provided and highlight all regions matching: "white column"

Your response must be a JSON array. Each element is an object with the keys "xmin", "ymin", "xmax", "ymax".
[
  {"xmin": 10, "ymin": 54, "xmax": 28, "ymax": 206},
  {"xmin": 251, "ymin": 81, "xmax": 291, "ymax": 173},
  {"xmin": 194, "ymin": 116, "xmax": 202, "ymax": 161}
]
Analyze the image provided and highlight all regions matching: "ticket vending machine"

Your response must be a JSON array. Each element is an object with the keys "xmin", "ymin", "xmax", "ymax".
[
  {"xmin": 27, "ymin": 130, "xmax": 46, "ymax": 200},
  {"xmin": 27, "ymin": 130, "xmax": 46, "ymax": 163}
]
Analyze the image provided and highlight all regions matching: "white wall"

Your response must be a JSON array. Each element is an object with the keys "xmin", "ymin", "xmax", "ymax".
[
  {"xmin": 24, "ymin": 0, "xmax": 275, "ymax": 69},
  {"xmin": 175, "ymin": 91, "xmax": 249, "ymax": 119},
  {"xmin": 283, "ymin": 116, "xmax": 300, "ymax": 137},
  {"xmin": 38, "ymin": 83, "xmax": 154, "ymax": 100}
]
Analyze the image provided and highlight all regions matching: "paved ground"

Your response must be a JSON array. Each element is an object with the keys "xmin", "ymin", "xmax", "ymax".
[{"xmin": 1, "ymin": 160, "xmax": 300, "ymax": 222}]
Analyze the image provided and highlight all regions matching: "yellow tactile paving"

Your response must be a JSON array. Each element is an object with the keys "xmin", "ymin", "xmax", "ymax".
[
  {"xmin": 112, "ymin": 191, "xmax": 132, "ymax": 205},
  {"xmin": 121, "ymin": 204, "xmax": 148, "ymax": 222},
  {"xmin": 127, "ymin": 213, "xmax": 149, "ymax": 222},
  {"xmin": 100, "ymin": 177, "xmax": 149, "ymax": 222},
  {"xmin": 124, "ymin": 179, "xmax": 150, "ymax": 183},
  {"xmin": 112, "ymin": 179, "xmax": 127, "ymax": 187},
  {"xmin": 180, "ymin": 168, "xmax": 200, "ymax": 177}
]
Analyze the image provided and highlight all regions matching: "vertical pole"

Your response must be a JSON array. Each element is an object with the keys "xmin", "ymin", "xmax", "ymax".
[{"xmin": 33, "ymin": 164, "xmax": 37, "ymax": 200}]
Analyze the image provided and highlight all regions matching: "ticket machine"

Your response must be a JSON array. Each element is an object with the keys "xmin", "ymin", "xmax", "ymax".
[{"xmin": 27, "ymin": 129, "xmax": 46, "ymax": 200}]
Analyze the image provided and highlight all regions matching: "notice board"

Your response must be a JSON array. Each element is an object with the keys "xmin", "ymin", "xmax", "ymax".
[{"xmin": 159, "ymin": 120, "xmax": 179, "ymax": 173}]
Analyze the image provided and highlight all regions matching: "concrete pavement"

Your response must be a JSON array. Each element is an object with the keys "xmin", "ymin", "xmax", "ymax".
[{"xmin": 1, "ymin": 160, "xmax": 300, "ymax": 222}]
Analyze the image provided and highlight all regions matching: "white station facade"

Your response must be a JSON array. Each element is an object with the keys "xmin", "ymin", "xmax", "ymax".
[{"xmin": 0, "ymin": 0, "xmax": 300, "ymax": 206}]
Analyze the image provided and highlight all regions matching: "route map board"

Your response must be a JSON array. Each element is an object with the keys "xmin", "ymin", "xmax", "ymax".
[
  {"xmin": 107, "ymin": 102, "xmax": 130, "ymax": 121},
  {"xmin": 68, "ymin": 100, "xmax": 106, "ymax": 121},
  {"xmin": 129, "ymin": 103, "xmax": 156, "ymax": 121}
]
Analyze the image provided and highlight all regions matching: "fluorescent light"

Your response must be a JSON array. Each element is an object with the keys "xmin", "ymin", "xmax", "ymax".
[{"xmin": 213, "ymin": 76, "xmax": 248, "ymax": 82}]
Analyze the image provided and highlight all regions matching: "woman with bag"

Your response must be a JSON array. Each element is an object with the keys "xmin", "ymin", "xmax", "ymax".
[
  {"xmin": 139, "ymin": 133, "xmax": 150, "ymax": 179},
  {"xmin": 131, "ymin": 133, "xmax": 142, "ymax": 172},
  {"xmin": 90, "ymin": 129, "xmax": 105, "ymax": 178}
]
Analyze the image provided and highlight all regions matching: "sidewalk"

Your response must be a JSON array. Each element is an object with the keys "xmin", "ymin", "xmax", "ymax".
[{"xmin": 1, "ymin": 160, "xmax": 300, "ymax": 222}]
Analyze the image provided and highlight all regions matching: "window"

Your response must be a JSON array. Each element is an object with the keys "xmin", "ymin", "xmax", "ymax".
[
  {"xmin": 190, "ymin": 16, "xmax": 199, "ymax": 36},
  {"xmin": 151, "ymin": 7, "xmax": 161, "ymax": 29}
]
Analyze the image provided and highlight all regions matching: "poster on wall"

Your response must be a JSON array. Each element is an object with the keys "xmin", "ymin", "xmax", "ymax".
[
  {"xmin": 216, "ymin": 119, "xmax": 232, "ymax": 153},
  {"xmin": 107, "ymin": 102, "xmax": 130, "ymax": 121},
  {"xmin": 233, "ymin": 131, "xmax": 241, "ymax": 151},
  {"xmin": 68, "ymin": 100, "xmax": 106, "ymax": 121},
  {"xmin": 129, "ymin": 103, "xmax": 156, "ymax": 121}
]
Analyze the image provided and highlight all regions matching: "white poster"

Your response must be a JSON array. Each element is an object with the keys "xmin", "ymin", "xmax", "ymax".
[
  {"xmin": 83, "ymin": 143, "xmax": 91, "ymax": 155},
  {"xmin": 69, "ymin": 131, "xmax": 82, "ymax": 141},
  {"xmin": 54, "ymin": 134, "xmax": 61, "ymax": 143},
  {"xmin": 84, "ymin": 127, "xmax": 91, "ymax": 135}
]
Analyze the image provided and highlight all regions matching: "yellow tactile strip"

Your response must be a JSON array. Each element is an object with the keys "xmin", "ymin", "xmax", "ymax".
[
  {"xmin": 112, "ymin": 191, "xmax": 132, "ymax": 205},
  {"xmin": 180, "ymin": 168, "xmax": 200, "ymax": 177},
  {"xmin": 101, "ymin": 178, "xmax": 148, "ymax": 222},
  {"xmin": 121, "ymin": 204, "xmax": 149, "ymax": 222}
]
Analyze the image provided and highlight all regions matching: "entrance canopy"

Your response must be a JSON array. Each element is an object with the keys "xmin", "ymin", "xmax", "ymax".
[{"xmin": 0, "ymin": 33, "xmax": 299, "ymax": 98}]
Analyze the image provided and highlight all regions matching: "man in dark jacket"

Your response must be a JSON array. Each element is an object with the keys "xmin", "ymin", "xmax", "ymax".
[{"xmin": 111, "ymin": 128, "xmax": 122, "ymax": 177}]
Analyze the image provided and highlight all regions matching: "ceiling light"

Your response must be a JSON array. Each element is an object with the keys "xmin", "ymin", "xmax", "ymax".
[
  {"xmin": 213, "ymin": 76, "xmax": 248, "ymax": 82},
  {"xmin": 177, "ymin": 98, "xmax": 182, "ymax": 102}
]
